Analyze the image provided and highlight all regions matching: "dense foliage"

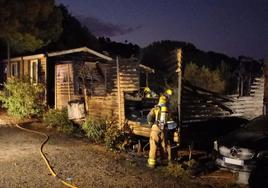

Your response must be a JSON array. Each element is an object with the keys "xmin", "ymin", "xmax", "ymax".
[
  {"xmin": 99, "ymin": 37, "xmax": 140, "ymax": 58},
  {"xmin": 184, "ymin": 63, "xmax": 225, "ymax": 93},
  {"xmin": 82, "ymin": 116, "xmax": 126, "ymax": 150},
  {"xmin": 104, "ymin": 122, "xmax": 125, "ymax": 150},
  {"xmin": 141, "ymin": 41, "xmax": 239, "ymax": 94},
  {"xmin": 45, "ymin": 5, "xmax": 99, "ymax": 51},
  {"xmin": 43, "ymin": 108, "xmax": 75, "ymax": 134},
  {"xmin": 0, "ymin": 78, "xmax": 45, "ymax": 118},
  {"xmin": 82, "ymin": 117, "xmax": 106, "ymax": 143},
  {"xmin": 0, "ymin": 0, "xmax": 62, "ymax": 53}
]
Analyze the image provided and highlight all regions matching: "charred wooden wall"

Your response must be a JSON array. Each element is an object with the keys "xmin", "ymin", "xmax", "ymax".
[
  {"xmin": 181, "ymin": 82, "xmax": 233, "ymax": 123},
  {"xmin": 55, "ymin": 58, "xmax": 140, "ymax": 126},
  {"xmin": 55, "ymin": 61, "xmax": 110, "ymax": 109},
  {"xmin": 86, "ymin": 58, "xmax": 140, "ymax": 126},
  {"xmin": 181, "ymin": 76, "xmax": 265, "ymax": 123},
  {"xmin": 72, "ymin": 62, "xmax": 108, "ymax": 96}
]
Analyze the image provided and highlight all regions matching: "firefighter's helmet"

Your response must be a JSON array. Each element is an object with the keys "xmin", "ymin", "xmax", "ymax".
[
  {"xmin": 165, "ymin": 89, "xmax": 173, "ymax": 96},
  {"xmin": 144, "ymin": 87, "xmax": 151, "ymax": 93},
  {"xmin": 158, "ymin": 95, "xmax": 167, "ymax": 106}
]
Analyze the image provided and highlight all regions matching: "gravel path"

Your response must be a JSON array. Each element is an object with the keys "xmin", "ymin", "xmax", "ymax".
[{"xmin": 0, "ymin": 122, "xmax": 241, "ymax": 188}]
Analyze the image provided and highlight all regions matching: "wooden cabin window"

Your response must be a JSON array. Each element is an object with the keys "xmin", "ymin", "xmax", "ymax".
[
  {"xmin": 30, "ymin": 60, "xmax": 38, "ymax": 84},
  {"xmin": 11, "ymin": 62, "xmax": 19, "ymax": 77}
]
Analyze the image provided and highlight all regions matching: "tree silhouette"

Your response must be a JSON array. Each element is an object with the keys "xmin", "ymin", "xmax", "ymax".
[
  {"xmin": 98, "ymin": 37, "xmax": 140, "ymax": 58},
  {"xmin": 0, "ymin": 0, "xmax": 62, "ymax": 53},
  {"xmin": 44, "ymin": 5, "xmax": 99, "ymax": 51}
]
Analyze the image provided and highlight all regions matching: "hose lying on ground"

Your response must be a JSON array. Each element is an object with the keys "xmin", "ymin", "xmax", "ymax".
[{"xmin": 15, "ymin": 124, "xmax": 77, "ymax": 188}]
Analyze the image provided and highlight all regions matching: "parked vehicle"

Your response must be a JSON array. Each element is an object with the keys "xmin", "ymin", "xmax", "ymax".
[{"xmin": 214, "ymin": 116, "xmax": 268, "ymax": 172}]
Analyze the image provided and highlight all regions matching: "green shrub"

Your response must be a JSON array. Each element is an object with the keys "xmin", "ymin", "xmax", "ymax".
[
  {"xmin": 0, "ymin": 77, "xmax": 45, "ymax": 118},
  {"xmin": 43, "ymin": 108, "xmax": 74, "ymax": 134},
  {"xmin": 184, "ymin": 62, "xmax": 225, "ymax": 93},
  {"xmin": 82, "ymin": 117, "xmax": 106, "ymax": 143},
  {"xmin": 104, "ymin": 122, "xmax": 125, "ymax": 150}
]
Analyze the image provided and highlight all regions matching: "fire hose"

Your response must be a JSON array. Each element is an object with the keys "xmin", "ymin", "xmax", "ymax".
[{"xmin": 15, "ymin": 124, "xmax": 77, "ymax": 188}]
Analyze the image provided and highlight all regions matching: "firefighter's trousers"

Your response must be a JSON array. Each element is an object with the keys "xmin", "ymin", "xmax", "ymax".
[{"xmin": 147, "ymin": 124, "xmax": 168, "ymax": 167}]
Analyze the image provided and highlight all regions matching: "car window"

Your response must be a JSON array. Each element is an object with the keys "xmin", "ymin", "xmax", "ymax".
[{"xmin": 245, "ymin": 116, "xmax": 268, "ymax": 132}]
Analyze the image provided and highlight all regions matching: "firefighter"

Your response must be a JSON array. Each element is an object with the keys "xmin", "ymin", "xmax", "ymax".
[
  {"xmin": 144, "ymin": 87, "xmax": 152, "ymax": 98},
  {"xmin": 147, "ymin": 89, "xmax": 173, "ymax": 168}
]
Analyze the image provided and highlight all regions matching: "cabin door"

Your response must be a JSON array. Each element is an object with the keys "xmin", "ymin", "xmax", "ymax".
[{"xmin": 55, "ymin": 63, "xmax": 73, "ymax": 109}]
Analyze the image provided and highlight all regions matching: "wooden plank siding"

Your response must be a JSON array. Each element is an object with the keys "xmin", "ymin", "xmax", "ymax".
[
  {"xmin": 225, "ymin": 76, "xmax": 265, "ymax": 119},
  {"xmin": 6, "ymin": 55, "xmax": 47, "ymax": 82},
  {"xmin": 86, "ymin": 58, "xmax": 140, "ymax": 126},
  {"xmin": 54, "ymin": 57, "xmax": 140, "ymax": 127},
  {"xmin": 55, "ymin": 61, "xmax": 108, "ymax": 109},
  {"xmin": 181, "ymin": 76, "xmax": 265, "ymax": 123},
  {"xmin": 55, "ymin": 62, "xmax": 77, "ymax": 109},
  {"xmin": 3, "ymin": 47, "xmax": 115, "ymax": 109}
]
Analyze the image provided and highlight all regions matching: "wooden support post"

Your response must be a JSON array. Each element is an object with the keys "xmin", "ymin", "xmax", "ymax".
[
  {"xmin": 81, "ymin": 63, "xmax": 89, "ymax": 112},
  {"xmin": 67, "ymin": 63, "xmax": 71, "ymax": 101},
  {"xmin": 240, "ymin": 77, "xmax": 244, "ymax": 96},
  {"xmin": 54, "ymin": 65, "xmax": 57, "ymax": 109},
  {"xmin": 117, "ymin": 57, "xmax": 122, "ymax": 126},
  {"xmin": 176, "ymin": 49, "xmax": 182, "ymax": 127},
  {"xmin": 137, "ymin": 140, "xmax": 142, "ymax": 156},
  {"xmin": 145, "ymin": 72, "xmax": 149, "ymax": 87},
  {"xmin": 167, "ymin": 141, "xmax": 171, "ymax": 161},
  {"xmin": 104, "ymin": 68, "xmax": 107, "ymax": 92},
  {"xmin": 264, "ymin": 59, "xmax": 268, "ymax": 116}
]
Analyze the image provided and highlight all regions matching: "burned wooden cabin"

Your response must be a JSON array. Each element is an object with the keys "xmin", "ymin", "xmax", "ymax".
[
  {"xmin": 128, "ymin": 49, "xmax": 267, "ymax": 138},
  {"xmin": 1, "ymin": 47, "xmax": 112, "ymax": 108},
  {"xmin": 1, "ymin": 47, "xmax": 155, "ymax": 128},
  {"xmin": 1, "ymin": 47, "xmax": 266, "ymax": 143}
]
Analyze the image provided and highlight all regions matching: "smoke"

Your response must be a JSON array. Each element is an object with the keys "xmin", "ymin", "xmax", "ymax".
[{"xmin": 76, "ymin": 15, "xmax": 142, "ymax": 37}]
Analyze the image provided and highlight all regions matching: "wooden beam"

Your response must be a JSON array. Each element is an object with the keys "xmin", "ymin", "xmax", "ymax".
[
  {"xmin": 67, "ymin": 63, "xmax": 71, "ymax": 101},
  {"xmin": 117, "ymin": 57, "xmax": 122, "ymax": 127},
  {"xmin": 54, "ymin": 65, "xmax": 57, "ymax": 109},
  {"xmin": 3, "ymin": 53, "xmax": 45, "ymax": 62},
  {"xmin": 47, "ymin": 47, "xmax": 113, "ymax": 61},
  {"xmin": 177, "ymin": 48, "xmax": 182, "ymax": 127},
  {"xmin": 139, "ymin": 64, "xmax": 155, "ymax": 74}
]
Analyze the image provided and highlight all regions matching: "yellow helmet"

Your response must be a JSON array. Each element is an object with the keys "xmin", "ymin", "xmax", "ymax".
[
  {"xmin": 165, "ymin": 89, "xmax": 173, "ymax": 96},
  {"xmin": 158, "ymin": 95, "xmax": 167, "ymax": 105},
  {"xmin": 144, "ymin": 87, "xmax": 151, "ymax": 92}
]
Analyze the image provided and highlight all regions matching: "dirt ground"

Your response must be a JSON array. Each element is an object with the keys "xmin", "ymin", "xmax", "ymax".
[{"xmin": 0, "ymin": 114, "xmax": 247, "ymax": 188}]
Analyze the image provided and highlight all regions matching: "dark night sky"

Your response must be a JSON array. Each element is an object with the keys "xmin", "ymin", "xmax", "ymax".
[{"xmin": 56, "ymin": 0, "xmax": 268, "ymax": 59}]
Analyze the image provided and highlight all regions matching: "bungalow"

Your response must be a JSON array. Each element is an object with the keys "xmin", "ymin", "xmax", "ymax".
[{"xmin": 0, "ymin": 47, "xmax": 154, "ymax": 127}]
